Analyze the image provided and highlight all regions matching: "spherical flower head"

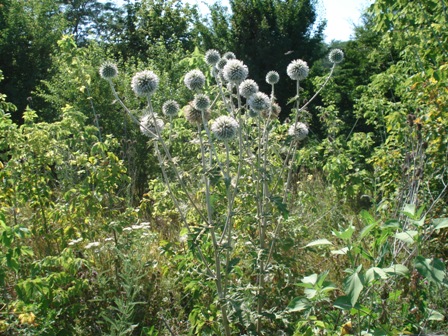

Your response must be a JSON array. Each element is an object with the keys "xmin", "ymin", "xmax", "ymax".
[
  {"xmin": 223, "ymin": 59, "xmax": 249, "ymax": 84},
  {"xmin": 288, "ymin": 122, "xmax": 309, "ymax": 141},
  {"xmin": 162, "ymin": 100, "xmax": 180, "ymax": 117},
  {"xmin": 184, "ymin": 69, "xmax": 206, "ymax": 91},
  {"xmin": 266, "ymin": 71, "xmax": 279, "ymax": 85},
  {"xmin": 239, "ymin": 79, "xmax": 259, "ymax": 98},
  {"xmin": 261, "ymin": 102, "xmax": 281, "ymax": 119},
  {"xmin": 248, "ymin": 92, "xmax": 270, "ymax": 113},
  {"xmin": 216, "ymin": 58, "xmax": 228, "ymax": 71},
  {"xmin": 184, "ymin": 102, "xmax": 210, "ymax": 125},
  {"xmin": 140, "ymin": 114, "xmax": 164, "ymax": 138},
  {"xmin": 211, "ymin": 116, "xmax": 239, "ymax": 141},
  {"xmin": 131, "ymin": 70, "xmax": 159, "ymax": 97},
  {"xmin": 248, "ymin": 108, "xmax": 259, "ymax": 118},
  {"xmin": 329, "ymin": 49, "xmax": 344, "ymax": 64},
  {"xmin": 287, "ymin": 59, "xmax": 309, "ymax": 81},
  {"xmin": 193, "ymin": 94, "xmax": 210, "ymax": 111},
  {"xmin": 223, "ymin": 51, "xmax": 236, "ymax": 60},
  {"xmin": 205, "ymin": 49, "xmax": 221, "ymax": 66},
  {"xmin": 99, "ymin": 61, "xmax": 118, "ymax": 80}
]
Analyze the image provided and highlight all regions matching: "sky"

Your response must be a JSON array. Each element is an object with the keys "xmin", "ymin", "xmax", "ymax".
[{"xmin": 107, "ymin": 0, "xmax": 373, "ymax": 43}]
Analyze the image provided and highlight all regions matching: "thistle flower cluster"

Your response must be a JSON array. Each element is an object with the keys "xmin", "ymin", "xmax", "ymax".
[
  {"xmin": 205, "ymin": 49, "xmax": 221, "ymax": 66},
  {"xmin": 140, "ymin": 114, "xmax": 165, "ymax": 138},
  {"xmin": 211, "ymin": 116, "xmax": 239, "ymax": 141},
  {"xmin": 328, "ymin": 49, "xmax": 344, "ymax": 64},
  {"xmin": 266, "ymin": 71, "xmax": 280, "ymax": 85},
  {"xmin": 193, "ymin": 94, "xmax": 211, "ymax": 111},
  {"xmin": 288, "ymin": 122, "xmax": 309, "ymax": 140},
  {"xmin": 223, "ymin": 52, "xmax": 236, "ymax": 60},
  {"xmin": 131, "ymin": 70, "xmax": 159, "ymax": 97},
  {"xmin": 99, "ymin": 61, "xmax": 118, "ymax": 80},
  {"xmin": 184, "ymin": 69, "xmax": 206, "ymax": 91},
  {"xmin": 162, "ymin": 100, "xmax": 180, "ymax": 117},
  {"xmin": 287, "ymin": 59, "xmax": 309, "ymax": 81},
  {"xmin": 239, "ymin": 79, "xmax": 259, "ymax": 98},
  {"xmin": 223, "ymin": 59, "xmax": 249, "ymax": 84},
  {"xmin": 248, "ymin": 92, "xmax": 271, "ymax": 113},
  {"xmin": 184, "ymin": 103, "xmax": 210, "ymax": 125}
]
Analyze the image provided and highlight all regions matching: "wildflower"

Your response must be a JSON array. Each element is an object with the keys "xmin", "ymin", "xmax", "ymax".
[
  {"xmin": 211, "ymin": 116, "xmax": 239, "ymax": 141},
  {"xmin": 68, "ymin": 237, "xmax": 84, "ymax": 246},
  {"xmin": 85, "ymin": 242, "xmax": 101, "ymax": 249},
  {"xmin": 99, "ymin": 61, "xmax": 118, "ymax": 80},
  {"xmin": 328, "ymin": 49, "xmax": 344, "ymax": 64},
  {"xmin": 223, "ymin": 59, "xmax": 249, "ymax": 84},
  {"xmin": 18, "ymin": 312, "xmax": 36, "ymax": 325},
  {"xmin": 193, "ymin": 94, "xmax": 211, "ymax": 111},
  {"xmin": 184, "ymin": 69, "xmax": 206, "ymax": 91},
  {"xmin": 184, "ymin": 103, "xmax": 210, "ymax": 125},
  {"xmin": 216, "ymin": 58, "xmax": 228, "ymax": 71},
  {"xmin": 287, "ymin": 59, "xmax": 309, "ymax": 81},
  {"xmin": 205, "ymin": 49, "xmax": 221, "ymax": 66},
  {"xmin": 223, "ymin": 51, "xmax": 236, "ymax": 60},
  {"xmin": 162, "ymin": 100, "xmax": 180, "ymax": 117},
  {"xmin": 140, "ymin": 114, "xmax": 164, "ymax": 138},
  {"xmin": 288, "ymin": 122, "xmax": 309, "ymax": 140},
  {"xmin": 239, "ymin": 79, "xmax": 259, "ymax": 98},
  {"xmin": 266, "ymin": 70, "xmax": 280, "ymax": 85},
  {"xmin": 248, "ymin": 92, "xmax": 270, "ymax": 113},
  {"xmin": 261, "ymin": 102, "xmax": 281, "ymax": 119},
  {"xmin": 131, "ymin": 70, "xmax": 159, "ymax": 97}
]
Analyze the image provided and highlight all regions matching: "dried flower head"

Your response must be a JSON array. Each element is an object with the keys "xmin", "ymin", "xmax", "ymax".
[
  {"xmin": 223, "ymin": 59, "xmax": 249, "ymax": 84},
  {"xmin": 288, "ymin": 122, "xmax": 309, "ymax": 140},
  {"xmin": 131, "ymin": 70, "xmax": 159, "ymax": 97},
  {"xmin": 211, "ymin": 116, "xmax": 239, "ymax": 141},
  {"xmin": 193, "ymin": 94, "xmax": 211, "ymax": 111},
  {"xmin": 239, "ymin": 79, "xmax": 259, "ymax": 98},
  {"xmin": 162, "ymin": 100, "xmax": 180, "ymax": 117},
  {"xmin": 184, "ymin": 69, "xmax": 206, "ymax": 91},
  {"xmin": 223, "ymin": 51, "xmax": 236, "ymax": 60},
  {"xmin": 184, "ymin": 103, "xmax": 210, "ymax": 125},
  {"xmin": 287, "ymin": 59, "xmax": 309, "ymax": 81},
  {"xmin": 261, "ymin": 102, "xmax": 281, "ymax": 119},
  {"xmin": 99, "ymin": 61, "xmax": 118, "ymax": 80},
  {"xmin": 140, "ymin": 114, "xmax": 164, "ymax": 138},
  {"xmin": 329, "ymin": 49, "xmax": 344, "ymax": 64},
  {"xmin": 248, "ymin": 92, "xmax": 271, "ymax": 113},
  {"xmin": 266, "ymin": 71, "xmax": 280, "ymax": 85},
  {"xmin": 205, "ymin": 49, "xmax": 221, "ymax": 66}
]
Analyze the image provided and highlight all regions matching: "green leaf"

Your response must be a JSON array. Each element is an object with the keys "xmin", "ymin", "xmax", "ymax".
[
  {"xmin": 343, "ymin": 266, "xmax": 364, "ymax": 307},
  {"xmin": 333, "ymin": 296, "xmax": 353, "ymax": 310},
  {"xmin": 426, "ymin": 308, "xmax": 444, "ymax": 321},
  {"xmin": 414, "ymin": 256, "xmax": 446, "ymax": 286},
  {"xmin": 401, "ymin": 203, "xmax": 416, "ymax": 217},
  {"xmin": 432, "ymin": 218, "xmax": 448, "ymax": 230},
  {"xmin": 333, "ymin": 226, "xmax": 355, "ymax": 241},
  {"xmin": 331, "ymin": 247, "xmax": 349, "ymax": 255},
  {"xmin": 304, "ymin": 239, "xmax": 333, "ymax": 248},
  {"xmin": 383, "ymin": 264, "xmax": 409, "ymax": 276},
  {"xmin": 301, "ymin": 273, "xmax": 318, "ymax": 285},
  {"xmin": 286, "ymin": 297, "xmax": 311, "ymax": 312},
  {"xmin": 365, "ymin": 267, "xmax": 388, "ymax": 283},
  {"xmin": 394, "ymin": 230, "xmax": 418, "ymax": 244}
]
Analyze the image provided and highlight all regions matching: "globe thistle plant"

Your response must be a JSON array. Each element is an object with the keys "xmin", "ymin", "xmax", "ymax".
[
  {"xmin": 162, "ymin": 100, "xmax": 180, "ymax": 117},
  {"xmin": 211, "ymin": 116, "xmax": 239, "ymax": 141},
  {"xmin": 223, "ymin": 59, "xmax": 249, "ymax": 84},
  {"xmin": 131, "ymin": 70, "xmax": 159, "ymax": 97},
  {"xmin": 286, "ymin": 59, "xmax": 309, "ymax": 81},
  {"xmin": 184, "ymin": 103, "xmax": 210, "ymax": 125},
  {"xmin": 193, "ymin": 94, "xmax": 211, "ymax": 111},
  {"xmin": 261, "ymin": 102, "xmax": 281, "ymax": 119},
  {"xmin": 288, "ymin": 122, "xmax": 309, "ymax": 141},
  {"xmin": 248, "ymin": 92, "xmax": 271, "ymax": 113},
  {"xmin": 184, "ymin": 69, "xmax": 206, "ymax": 91},
  {"xmin": 239, "ymin": 79, "xmax": 259, "ymax": 98},
  {"xmin": 265, "ymin": 71, "xmax": 280, "ymax": 85},
  {"xmin": 99, "ymin": 61, "xmax": 118, "ymax": 80},
  {"xmin": 140, "ymin": 114, "xmax": 164, "ymax": 138},
  {"xmin": 205, "ymin": 49, "xmax": 221, "ymax": 66},
  {"xmin": 328, "ymin": 49, "xmax": 344, "ymax": 64},
  {"xmin": 216, "ymin": 58, "xmax": 228, "ymax": 71},
  {"xmin": 223, "ymin": 51, "xmax": 236, "ymax": 60}
]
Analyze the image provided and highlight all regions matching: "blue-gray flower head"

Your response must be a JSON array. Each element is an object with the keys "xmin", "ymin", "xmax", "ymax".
[
  {"xmin": 162, "ymin": 100, "xmax": 180, "ymax": 117},
  {"xmin": 131, "ymin": 70, "xmax": 159, "ymax": 97},
  {"xmin": 223, "ymin": 52, "xmax": 236, "ymax": 60},
  {"xmin": 239, "ymin": 79, "xmax": 259, "ymax": 98},
  {"xmin": 184, "ymin": 103, "xmax": 210, "ymax": 125},
  {"xmin": 193, "ymin": 94, "xmax": 210, "ymax": 111},
  {"xmin": 288, "ymin": 122, "xmax": 308, "ymax": 140},
  {"xmin": 216, "ymin": 58, "xmax": 228, "ymax": 71},
  {"xmin": 99, "ymin": 61, "xmax": 118, "ymax": 80},
  {"xmin": 211, "ymin": 116, "xmax": 239, "ymax": 141},
  {"xmin": 184, "ymin": 69, "xmax": 206, "ymax": 91},
  {"xmin": 329, "ymin": 49, "xmax": 344, "ymax": 64},
  {"xmin": 287, "ymin": 59, "xmax": 309, "ymax": 81},
  {"xmin": 205, "ymin": 49, "xmax": 221, "ymax": 66},
  {"xmin": 248, "ymin": 92, "xmax": 270, "ymax": 113},
  {"xmin": 140, "ymin": 114, "xmax": 164, "ymax": 138},
  {"xmin": 266, "ymin": 71, "xmax": 279, "ymax": 85},
  {"xmin": 223, "ymin": 59, "xmax": 249, "ymax": 84}
]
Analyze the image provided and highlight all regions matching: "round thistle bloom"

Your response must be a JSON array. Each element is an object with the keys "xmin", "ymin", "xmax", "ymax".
[
  {"xmin": 265, "ymin": 71, "xmax": 280, "ymax": 85},
  {"xmin": 205, "ymin": 49, "xmax": 221, "ymax": 66},
  {"xmin": 223, "ymin": 59, "xmax": 249, "ymax": 84},
  {"xmin": 238, "ymin": 79, "xmax": 259, "ymax": 98},
  {"xmin": 140, "ymin": 114, "xmax": 164, "ymax": 138},
  {"xmin": 223, "ymin": 51, "xmax": 236, "ymax": 60},
  {"xmin": 162, "ymin": 100, "xmax": 180, "ymax": 117},
  {"xmin": 328, "ymin": 49, "xmax": 344, "ymax": 64},
  {"xmin": 131, "ymin": 70, "xmax": 159, "ymax": 97},
  {"xmin": 261, "ymin": 102, "xmax": 281, "ymax": 119},
  {"xmin": 184, "ymin": 103, "xmax": 210, "ymax": 125},
  {"xmin": 193, "ymin": 94, "xmax": 210, "ymax": 111},
  {"xmin": 99, "ymin": 61, "xmax": 118, "ymax": 80},
  {"xmin": 288, "ymin": 122, "xmax": 309, "ymax": 141},
  {"xmin": 287, "ymin": 59, "xmax": 309, "ymax": 81},
  {"xmin": 211, "ymin": 116, "xmax": 239, "ymax": 141},
  {"xmin": 216, "ymin": 58, "xmax": 228, "ymax": 71},
  {"xmin": 184, "ymin": 69, "xmax": 206, "ymax": 91},
  {"xmin": 248, "ymin": 92, "xmax": 270, "ymax": 113}
]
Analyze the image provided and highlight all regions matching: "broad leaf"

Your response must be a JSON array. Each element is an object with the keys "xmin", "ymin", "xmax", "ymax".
[
  {"xmin": 343, "ymin": 266, "xmax": 364, "ymax": 307},
  {"xmin": 414, "ymin": 256, "xmax": 446, "ymax": 286},
  {"xmin": 286, "ymin": 297, "xmax": 311, "ymax": 312},
  {"xmin": 394, "ymin": 230, "xmax": 418, "ymax": 244}
]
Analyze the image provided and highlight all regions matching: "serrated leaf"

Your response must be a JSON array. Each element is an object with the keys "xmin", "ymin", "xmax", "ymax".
[{"xmin": 305, "ymin": 239, "xmax": 333, "ymax": 248}]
